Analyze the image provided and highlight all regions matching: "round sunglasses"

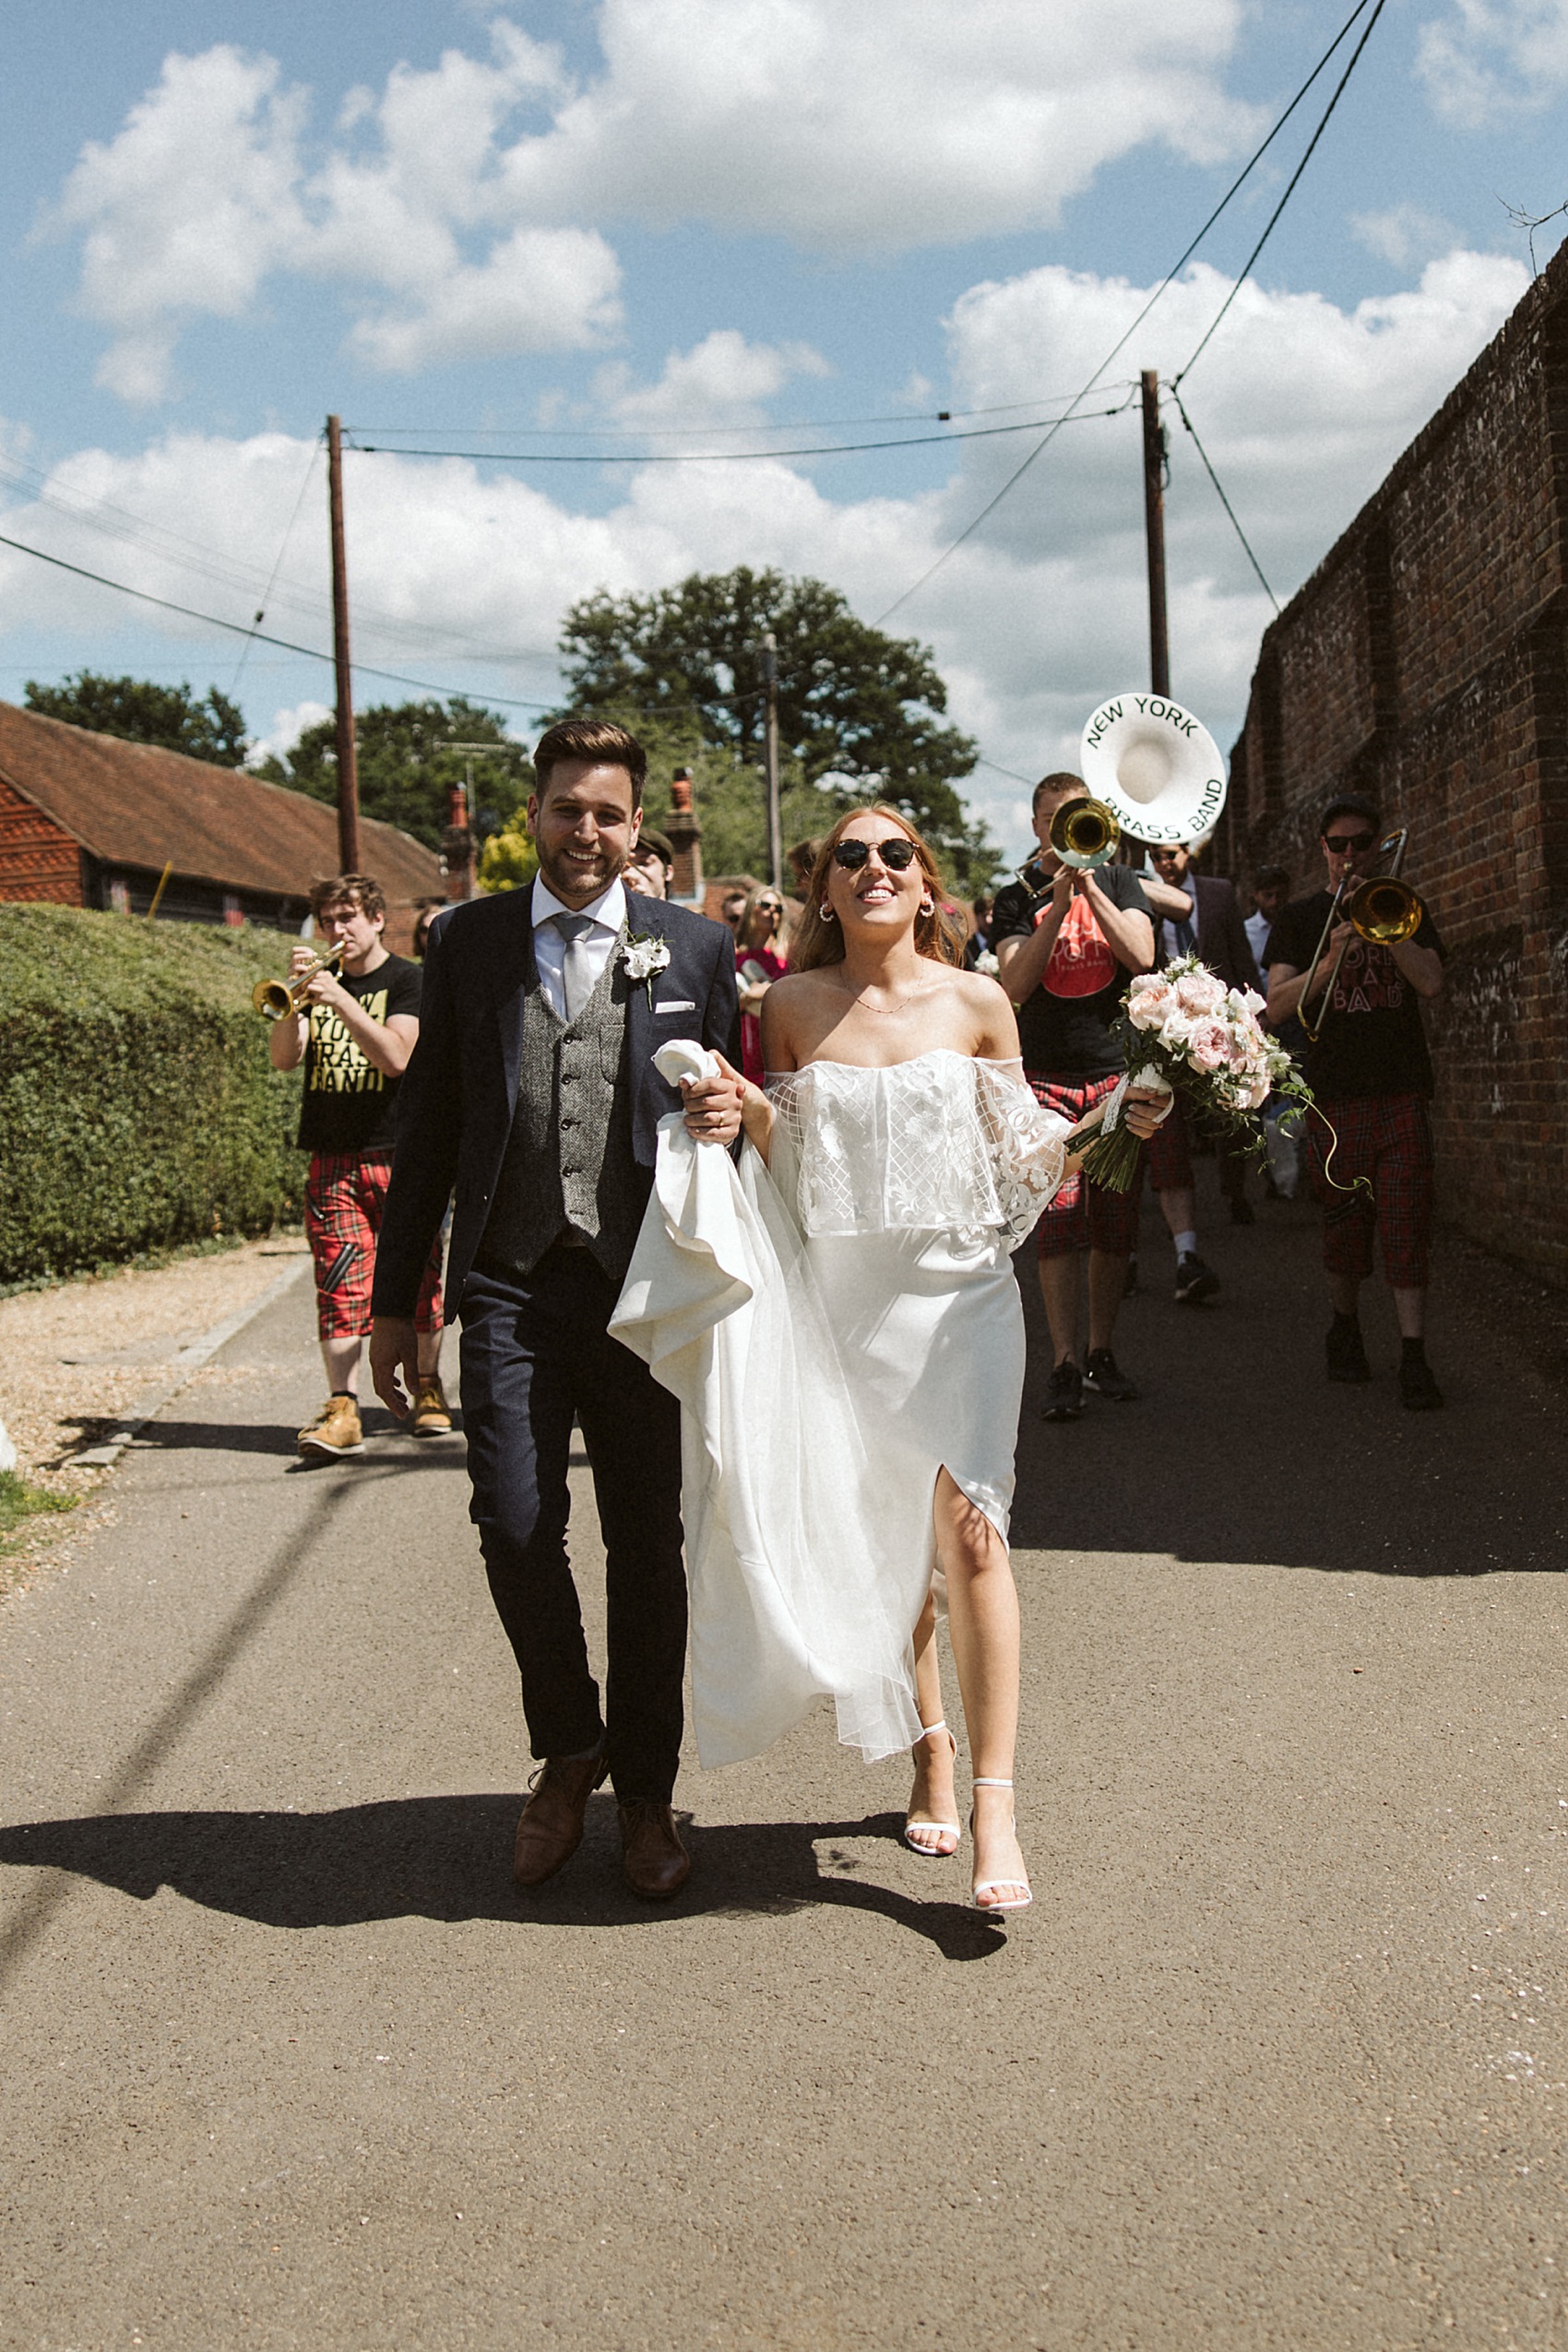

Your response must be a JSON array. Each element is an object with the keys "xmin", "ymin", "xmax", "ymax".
[{"xmin": 831, "ymin": 836, "xmax": 919, "ymax": 873}]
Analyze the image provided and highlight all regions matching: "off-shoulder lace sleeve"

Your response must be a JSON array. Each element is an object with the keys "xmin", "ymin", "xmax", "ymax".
[{"xmin": 974, "ymin": 1058, "xmax": 1072, "ymax": 1243}]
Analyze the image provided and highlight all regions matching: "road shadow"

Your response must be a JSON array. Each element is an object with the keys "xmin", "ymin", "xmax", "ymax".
[{"xmin": 0, "ymin": 1796, "xmax": 1005, "ymax": 1959}]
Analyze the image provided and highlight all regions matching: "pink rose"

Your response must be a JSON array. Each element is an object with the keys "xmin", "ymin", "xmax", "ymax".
[
  {"xmin": 1175, "ymin": 971, "xmax": 1227, "ymax": 1017},
  {"xmin": 1186, "ymin": 1019, "xmax": 1232, "ymax": 1072}
]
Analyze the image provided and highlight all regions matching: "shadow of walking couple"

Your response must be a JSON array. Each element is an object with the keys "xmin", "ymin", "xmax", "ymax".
[{"xmin": 0, "ymin": 1794, "xmax": 1006, "ymax": 1960}]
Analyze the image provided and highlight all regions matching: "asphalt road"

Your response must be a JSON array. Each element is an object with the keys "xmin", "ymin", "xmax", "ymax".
[{"xmin": 1, "ymin": 1178, "xmax": 1564, "ymax": 2350}]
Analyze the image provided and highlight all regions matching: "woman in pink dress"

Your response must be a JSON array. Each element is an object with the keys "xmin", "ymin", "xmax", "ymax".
[{"xmin": 736, "ymin": 883, "xmax": 790, "ymax": 1086}]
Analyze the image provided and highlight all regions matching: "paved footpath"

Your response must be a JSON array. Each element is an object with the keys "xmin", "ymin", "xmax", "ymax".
[{"xmin": 1, "ymin": 1182, "xmax": 1563, "ymax": 2350}]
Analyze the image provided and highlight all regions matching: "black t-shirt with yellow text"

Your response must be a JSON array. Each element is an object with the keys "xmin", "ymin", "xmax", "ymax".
[
  {"xmin": 297, "ymin": 953, "xmax": 422, "ymax": 1156},
  {"xmin": 1264, "ymin": 891, "xmax": 1443, "ymax": 1099}
]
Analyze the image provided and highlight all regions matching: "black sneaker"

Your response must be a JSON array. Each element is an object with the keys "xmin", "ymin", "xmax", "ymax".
[
  {"xmin": 1325, "ymin": 1319, "xmax": 1372, "ymax": 1383},
  {"xmin": 1229, "ymin": 1197, "xmax": 1256, "ymax": 1227},
  {"xmin": 1399, "ymin": 1356, "xmax": 1444, "ymax": 1411},
  {"xmin": 1041, "ymin": 1360, "xmax": 1084, "ymax": 1421},
  {"xmin": 1174, "ymin": 1252, "xmax": 1220, "ymax": 1304},
  {"xmin": 1083, "ymin": 1348, "xmax": 1139, "ymax": 1402}
]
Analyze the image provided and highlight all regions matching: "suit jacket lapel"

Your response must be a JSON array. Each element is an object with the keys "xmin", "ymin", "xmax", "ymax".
[
  {"xmin": 623, "ymin": 893, "xmax": 672, "ymax": 1082},
  {"xmin": 493, "ymin": 883, "xmax": 537, "ymax": 1118}
]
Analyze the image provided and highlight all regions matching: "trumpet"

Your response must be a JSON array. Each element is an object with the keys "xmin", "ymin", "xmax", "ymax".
[
  {"xmin": 1297, "ymin": 827, "xmax": 1420, "ymax": 1043},
  {"xmin": 1016, "ymin": 797, "xmax": 1123, "ymax": 899},
  {"xmin": 252, "ymin": 940, "xmax": 349, "ymax": 1022}
]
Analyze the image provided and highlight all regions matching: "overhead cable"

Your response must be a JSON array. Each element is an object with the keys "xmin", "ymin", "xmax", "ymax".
[
  {"xmin": 1172, "ymin": 0, "xmax": 1389, "ymax": 389},
  {"xmin": 0, "ymin": 529, "xmax": 558, "ymax": 714},
  {"xmin": 345, "ymin": 386, "xmax": 1142, "ymax": 440},
  {"xmin": 347, "ymin": 398, "xmax": 1137, "ymax": 469},
  {"xmin": 873, "ymin": 0, "xmax": 1383, "ymax": 624},
  {"xmin": 1167, "ymin": 388, "xmax": 1279, "ymax": 612}
]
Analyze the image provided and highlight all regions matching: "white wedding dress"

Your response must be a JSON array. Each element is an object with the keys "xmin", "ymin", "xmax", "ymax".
[{"xmin": 610, "ymin": 1049, "xmax": 1071, "ymax": 1767}]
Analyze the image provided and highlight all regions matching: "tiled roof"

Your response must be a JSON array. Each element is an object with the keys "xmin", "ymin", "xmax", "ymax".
[{"xmin": 0, "ymin": 702, "xmax": 441, "ymax": 906}]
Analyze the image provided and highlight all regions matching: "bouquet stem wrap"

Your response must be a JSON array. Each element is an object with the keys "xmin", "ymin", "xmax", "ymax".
[{"xmin": 1077, "ymin": 1065, "xmax": 1172, "ymax": 1193}]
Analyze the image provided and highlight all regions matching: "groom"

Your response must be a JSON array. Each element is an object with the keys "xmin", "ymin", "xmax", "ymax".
[{"xmin": 370, "ymin": 719, "xmax": 743, "ymax": 1898}]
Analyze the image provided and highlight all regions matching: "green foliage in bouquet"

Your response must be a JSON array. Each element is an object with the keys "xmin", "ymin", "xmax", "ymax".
[
  {"xmin": 0, "ymin": 906, "xmax": 304, "ymax": 1283},
  {"xmin": 1077, "ymin": 954, "xmax": 1311, "ymax": 1194}
]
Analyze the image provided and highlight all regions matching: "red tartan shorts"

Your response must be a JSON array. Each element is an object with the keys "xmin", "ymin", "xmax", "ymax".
[
  {"xmin": 304, "ymin": 1153, "xmax": 443, "ymax": 1340},
  {"xmin": 1026, "ymin": 1072, "xmax": 1145, "ymax": 1259},
  {"xmin": 1305, "ymin": 1092, "xmax": 1433, "ymax": 1289},
  {"xmin": 1143, "ymin": 1095, "xmax": 1194, "ymax": 1193}
]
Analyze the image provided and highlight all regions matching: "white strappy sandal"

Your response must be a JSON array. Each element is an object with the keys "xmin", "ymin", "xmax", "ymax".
[
  {"xmin": 969, "ymin": 1777, "xmax": 1032, "ymax": 1913},
  {"xmin": 904, "ymin": 1719, "xmax": 961, "ymax": 1859}
]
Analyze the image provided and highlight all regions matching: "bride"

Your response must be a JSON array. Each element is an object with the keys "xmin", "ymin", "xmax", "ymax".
[{"xmin": 674, "ymin": 805, "xmax": 1167, "ymax": 1915}]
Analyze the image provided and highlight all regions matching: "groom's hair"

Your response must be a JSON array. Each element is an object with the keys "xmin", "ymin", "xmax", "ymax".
[{"xmin": 532, "ymin": 718, "xmax": 647, "ymax": 807}]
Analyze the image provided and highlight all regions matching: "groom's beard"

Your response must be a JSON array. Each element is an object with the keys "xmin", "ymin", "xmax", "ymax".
[{"xmin": 539, "ymin": 841, "xmax": 626, "ymax": 906}]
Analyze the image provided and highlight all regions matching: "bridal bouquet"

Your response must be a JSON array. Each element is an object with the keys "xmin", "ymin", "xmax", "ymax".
[{"xmin": 1078, "ymin": 954, "xmax": 1306, "ymax": 1193}]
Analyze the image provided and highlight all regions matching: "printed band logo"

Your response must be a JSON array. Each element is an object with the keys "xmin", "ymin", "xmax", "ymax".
[
  {"xmin": 1331, "ymin": 938, "xmax": 1405, "ymax": 1016},
  {"xmin": 1041, "ymin": 894, "xmax": 1116, "ymax": 998},
  {"xmin": 310, "ymin": 991, "xmax": 388, "ymax": 1094}
]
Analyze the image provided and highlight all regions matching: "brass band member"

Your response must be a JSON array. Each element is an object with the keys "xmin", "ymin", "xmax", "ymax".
[{"xmin": 1264, "ymin": 797, "xmax": 1445, "ymax": 1409}]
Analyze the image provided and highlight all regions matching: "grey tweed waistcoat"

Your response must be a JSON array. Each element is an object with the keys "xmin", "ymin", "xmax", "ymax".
[{"xmin": 478, "ymin": 928, "xmax": 646, "ymax": 1286}]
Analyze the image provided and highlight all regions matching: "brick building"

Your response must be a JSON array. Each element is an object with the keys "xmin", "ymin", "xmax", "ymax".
[
  {"xmin": 0, "ymin": 702, "xmax": 441, "ymax": 952},
  {"xmin": 1223, "ymin": 243, "xmax": 1568, "ymax": 1278}
]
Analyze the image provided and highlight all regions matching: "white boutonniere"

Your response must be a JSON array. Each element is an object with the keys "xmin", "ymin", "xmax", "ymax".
[{"xmin": 622, "ymin": 931, "xmax": 672, "ymax": 999}]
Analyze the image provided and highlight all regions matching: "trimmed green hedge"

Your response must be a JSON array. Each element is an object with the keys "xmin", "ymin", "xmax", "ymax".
[{"xmin": 0, "ymin": 905, "xmax": 305, "ymax": 1282}]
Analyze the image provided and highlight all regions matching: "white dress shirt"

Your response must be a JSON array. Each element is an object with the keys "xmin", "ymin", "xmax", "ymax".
[
  {"xmin": 1245, "ymin": 908, "xmax": 1272, "ymax": 968},
  {"xmin": 531, "ymin": 873, "xmax": 626, "ymax": 1022}
]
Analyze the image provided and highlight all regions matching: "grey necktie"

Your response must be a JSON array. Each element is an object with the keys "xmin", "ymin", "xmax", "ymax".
[{"xmin": 552, "ymin": 911, "xmax": 595, "ymax": 1021}]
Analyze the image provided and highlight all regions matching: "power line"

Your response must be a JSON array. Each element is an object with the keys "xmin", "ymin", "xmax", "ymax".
[
  {"xmin": 346, "ymin": 399, "xmax": 1137, "ymax": 469},
  {"xmin": 228, "ymin": 440, "xmax": 322, "ymax": 696},
  {"xmin": 873, "ymin": 0, "xmax": 1382, "ymax": 624},
  {"xmin": 1166, "ymin": 387, "xmax": 1279, "ymax": 612},
  {"xmin": 0, "ymin": 529, "xmax": 559, "ymax": 714},
  {"xmin": 1172, "ymin": 0, "xmax": 1389, "ymax": 389},
  {"xmin": 344, "ymin": 386, "xmax": 1142, "ymax": 440}
]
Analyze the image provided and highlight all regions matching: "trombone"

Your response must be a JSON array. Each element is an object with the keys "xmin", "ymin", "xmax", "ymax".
[
  {"xmin": 252, "ymin": 939, "xmax": 349, "ymax": 1022},
  {"xmin": 1016, "ymin": 797, "xmax": 1123, "ymax": 899},
  {"xmin": 1297, "ymin": 826, "xmax": 1420, "ymax": 1042}
]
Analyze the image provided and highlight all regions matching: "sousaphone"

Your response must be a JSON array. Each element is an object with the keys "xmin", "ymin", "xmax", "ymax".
[{"xmin": 1079, "ymin": 692, "xmax": 1227, "ymax": 849}]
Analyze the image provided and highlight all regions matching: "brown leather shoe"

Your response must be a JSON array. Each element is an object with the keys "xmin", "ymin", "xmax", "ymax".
[
  {"xmin": 512, "ymin": 1741, "xmax": 609, "ymax": 1888},
  {"xmin": 618, "ymin": 1800, "xmax": 691, "ymax": 1900}
]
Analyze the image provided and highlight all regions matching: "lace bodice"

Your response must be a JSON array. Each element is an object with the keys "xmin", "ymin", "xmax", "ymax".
[{"xmin": 765, "ymin": 1051, "xmax": 1070, "ymax": 1245}]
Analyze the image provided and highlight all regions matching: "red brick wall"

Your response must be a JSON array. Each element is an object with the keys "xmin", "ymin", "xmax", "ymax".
[
  {"xmin": 1225, "ymin": 247, "xmax": 1568, "ymax": 1277},
  {"xmin": 0, "ymin": 773, "xmax": 83, "ymax": 904}
]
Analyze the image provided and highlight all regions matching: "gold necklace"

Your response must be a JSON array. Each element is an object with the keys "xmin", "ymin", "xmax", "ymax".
[{"xmin": 832, "ymin": 972, "xmax": 930, "ymax": 1015}]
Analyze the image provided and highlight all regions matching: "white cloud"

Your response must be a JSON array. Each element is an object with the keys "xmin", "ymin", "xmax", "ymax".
[
  {"xmin": 49, "ymin": 47, "xmax": 307, "ymax": 402},
  {"xmin": 0, "ymin": 247, "xmax": 1528, "ymax": 856},
  {"xmin": 53, "ymin": 7, "xmax": 1263, "ymax": 401},
  {"xmin": 1350, "ymin": 203, "xmax": 1458, "ymax": 267},
  {"xmin": 596, "ymin": 332, "xmax": 832, "ymax": 430},
  {"xmin": 1418, "ymin": 0, "xmax": 1568, "ymax": 121},
  {"xmin": 249, "ymin": 698, "xmax": 332, "ymax": 766}
]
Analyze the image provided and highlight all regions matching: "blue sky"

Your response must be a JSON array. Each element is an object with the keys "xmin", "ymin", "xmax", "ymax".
[{"xmin": 2, "ymin": 1, "xmax": 1562, "ymax": 854}]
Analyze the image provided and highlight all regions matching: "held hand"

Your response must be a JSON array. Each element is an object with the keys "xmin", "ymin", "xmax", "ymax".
[
  {"xmin": 623, "ymin": 862, "xmax": 656, "ymax": 898},
  {"xmin": 1122, "ymin": 1085, "xmax": 1172, "ymax": 1140},
  {"xmin": 1327, "ymin": 921, "xmax": 1356, "ymax": 956},
  {"xmin": 303, "ymin": 967, "xmax": 350, "ymax": 1009},
  {"xmin": 289, "ymin": 944, "xmax": 320, "ymax": 978},
  {"xmin": 682, "ymin": 1052, "xmax": 748, "ymax": 1145},
  {"xmin": 369, "ymin": 1316, "xmax": 420, "ymax": 1420}
]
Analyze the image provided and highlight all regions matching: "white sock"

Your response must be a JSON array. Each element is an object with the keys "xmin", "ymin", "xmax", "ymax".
[{"xmin": 1172, "ymin": 1229, "xmax": 1198, "ymax": 1259}]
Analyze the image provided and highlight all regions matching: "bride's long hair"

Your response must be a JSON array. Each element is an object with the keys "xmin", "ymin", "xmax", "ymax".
[{"xmin": 790, "ymin": 804, "xmax": 966, "ymax": 973}]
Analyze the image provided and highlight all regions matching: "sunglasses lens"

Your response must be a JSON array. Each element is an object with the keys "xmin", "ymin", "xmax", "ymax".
[
  {"xmin": 882, "ymin": 840, "xmax": 916, "ymax": 870},
  {"xmin": 833, "ymin": 840, "xmax": 870, "ymax": 870},
  {"xmin": 1329, "ymin": 832, "xmax": 1374, "ymax": 852}
]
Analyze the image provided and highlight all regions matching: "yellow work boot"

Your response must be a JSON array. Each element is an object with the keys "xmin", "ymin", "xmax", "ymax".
[
  {"xmin": 412, "ymin": 1375, "xmax": 452, "ymax": 1435},
  {"xmin": 297, "ymin": 1394, "xmax": 364, "ymax": 1459}
]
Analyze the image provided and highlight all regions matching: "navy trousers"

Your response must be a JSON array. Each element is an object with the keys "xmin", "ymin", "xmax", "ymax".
[{"xmin": 458, "ymin": 1250, "xmax": 687, "ymax": 1804}]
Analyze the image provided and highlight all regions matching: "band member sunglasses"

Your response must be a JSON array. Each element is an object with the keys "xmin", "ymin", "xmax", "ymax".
[
  {"xmin": 1324, "ymin": 830, "xmax": 1377, "ymax": 853},
  {"xmin": 831, "ymin": 837, "xmax": 919, "ymax": 872}
]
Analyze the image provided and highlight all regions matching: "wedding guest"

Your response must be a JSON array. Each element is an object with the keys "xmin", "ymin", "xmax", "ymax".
[
  {"xmin": 991, "ymin": 773, "xmax": 1156, "ymax": 1420},
  {"xmin": 625, "ymin": 826, "xmax": 674, "ymax": 900},
  {"xmin": 270, "ymin": 874, "xmax": 450, "ymax": 1455},
  {"xmin": 736, "ymin": 882, "xmax": 790, "ymax": 1086},
  {"xmin": 370, "ymin": 719, "xmax": 744, "ymax": 1897},
  {"xmin": 1265, "ymin": 794, "xmax": 1445, "ymax": 1408}
]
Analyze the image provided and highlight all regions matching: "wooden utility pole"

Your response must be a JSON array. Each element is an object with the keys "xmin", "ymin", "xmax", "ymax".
[
  {"xmin": 1140, "ymin": 370, "xmax": 1170, "ymax": 697},
  {"xmin": 762, "ymin": 632, "xmax": 783, "ymax": 890},
  {"xmin": 327, "ymin": 415, "xmax": 361, "ymax": 873}
]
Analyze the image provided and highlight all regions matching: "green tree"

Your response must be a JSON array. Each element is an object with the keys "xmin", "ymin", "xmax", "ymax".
[
  {"xmin": 255, "ymin": 697, "xmax": 529, "ymax": 854},
  {"xmin": 558, "ymin": 566, "xmax": 1000, "ymax": 891},
  {"xmin": 24, "ymin": 671, "xmax": 250, "ymax": 766}
]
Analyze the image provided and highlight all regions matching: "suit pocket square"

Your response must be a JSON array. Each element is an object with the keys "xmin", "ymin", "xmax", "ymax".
[{"xmin": 655, "ymin": 998, "xmax": 696, "ymax": 1014}]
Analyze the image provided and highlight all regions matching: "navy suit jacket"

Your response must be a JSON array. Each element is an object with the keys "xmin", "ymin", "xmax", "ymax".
[
  {"xmin": 1157, "ymin": 873, "xmax": 1261, "ymax": 994},
  {"xmin": 371, "ymin": 885, "xmax": 742, "ymax": 1320}
]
